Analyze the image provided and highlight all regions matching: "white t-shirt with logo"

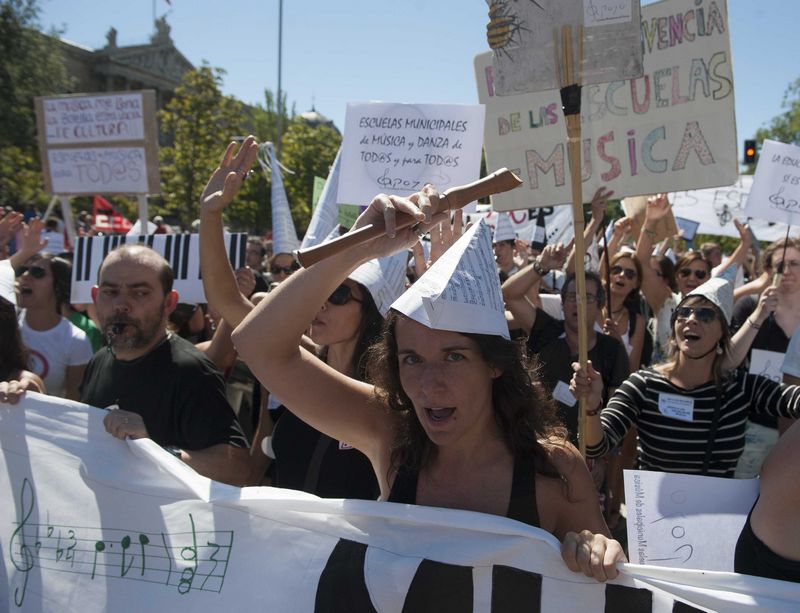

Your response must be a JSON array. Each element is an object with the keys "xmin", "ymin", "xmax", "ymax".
[{"xmin": 19, "ymin": 315, "xmax": 94, "ymax": 397}]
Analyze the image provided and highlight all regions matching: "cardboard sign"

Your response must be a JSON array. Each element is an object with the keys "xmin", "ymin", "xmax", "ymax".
[
  {"xmin": 4, "ymin": 395, "xmax": 799, "ymax": 612},
  {"xmin": 624, "ymin": 469, "xmax": 759, "ymax": 571},
  {"xmin": 674, "ymin": 216, "xmax": 700, "ymax": 241},
  {"xmin": 70, "ymin": 233, "xmax": 247, "ymax": 304},
  {"xmin": 488, "ymin": 0, "xmax": 643, "ymax": 95},
  {"xmin": 338, "ymin": 102, "xmax": 485, "ymax": 205},
  {"xmin": 744, "ymin": 139, "xmax": 800, "ymax": 226},
  {"xmin": 622, "ymin": 195, "xmax": 679, "ymax": 242},
  {"xmin": 476, "ymin": 0, "xmax": 738, "ymax": 211},
  {"xmin": 670, "ymin": 175, "xmax": 791, "ymax": 241},
  {"xmin": 35, "ymin": 91, "xmax": 161, "ymax": 195}
]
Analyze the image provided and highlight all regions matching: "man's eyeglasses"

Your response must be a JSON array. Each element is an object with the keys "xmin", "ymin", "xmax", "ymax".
[
  {"xmin": 678, "ymin": 268, "xmax": 708, "ymax": 280},
  {"xmin": 564, "ymin": 292, "xmax": 598, "ymax": 304},
  {"xmin": 271, "ymin": 261, "xmax": 300, "ymax": 276},
  {"xmin": 327, "ymin": 284, "xmax": 363, "ymax": 306},
  {"xmin": 15, "ymin": 265, "xmax": 47, "ymax": 279},
  {"xmin": 674, "ymin": 306, "xmax": 717, "ymax": 324},
  {"xmin": 611, "ymin": 265, "xmax": 637, "ymax": 280}
]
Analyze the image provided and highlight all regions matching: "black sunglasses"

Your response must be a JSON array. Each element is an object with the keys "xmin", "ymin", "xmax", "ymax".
[
  {"xmin": 271, "ymin": 261, "xmax": 300, "ymax": 275},
  {"xmin": 611, "ymin": 265, "xmax": 637, "ymax": 280},
  {"xmin": 16, "ymin": 265, "xmax": 47, "ymax": 279},
  {"xmin": 678, "ymin": 268, "xmax": 708, "ymax": 280},
  {"xmin": 327, "ymin": 284, "xmax": 363, "ymax": 306},
  {"xmin": 675, "ymin": 306, "xmax": 717, "ymax": 323}
]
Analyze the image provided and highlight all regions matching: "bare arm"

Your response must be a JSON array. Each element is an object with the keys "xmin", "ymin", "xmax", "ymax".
[
  {"xmin": 9, "ymin": 218, "xmax": 47, "ymax": 269},
  {"xmin": 714, "ymin": 219, "xmax": 750, "ymax": 279},
  {"xmin": 725, "ymin": 286, "xmax": 778, "ymax": 369},
  {"xmin": 181, "ymin": 444, "xmax": 250, "ymax": 486},
  {"xmin": 635, "ymin": 194, "xmax": 672, "ymax": 312},
  {"xmin": 735, "ymin": 272, "xmax": 771, "ymax": 302},
  {"xmin": 198, "ymin": 137, "xmax": 259, "ymax": 328},
  {"xmin": 196, "ymin": 319, "xmax": 238, "ymax": 374}
]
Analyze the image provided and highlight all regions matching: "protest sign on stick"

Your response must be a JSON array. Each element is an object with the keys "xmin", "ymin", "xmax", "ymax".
[{"xmin": 744, "ymin": 140, "xmax": 800, "ymax": 227}]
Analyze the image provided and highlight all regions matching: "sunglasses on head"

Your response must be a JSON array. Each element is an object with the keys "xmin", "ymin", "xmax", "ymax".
[
  {"xmin": 678, "ymin": 268, "xmax": 708, "ymax": 280},
  {"xmin": 674, "ymin": 306, "xmax": 717, "ymax": 323},
  {"xmin": 16, "ymin": 265, "xmax": 46, "ymax": 279},
  {"xmin": 327, "ymin": 284, "xmax": 363, "ymax": 306},
  {"xmin": 611, "ymin": 265, "xmax": 637, "ymax": 280},
  {"xmin": 271, "ymin": 261, "xmax": 300, "ymax": 275}
]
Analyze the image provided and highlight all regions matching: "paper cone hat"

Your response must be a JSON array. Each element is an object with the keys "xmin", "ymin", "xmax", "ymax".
[
  {"xmin": 683, "ymin": 277, "xmax": 733, "ymax": 324},
  {"xmin": 0, "ymin": 260, "xmax": 15, "ymax": 305},
  {"xmin": 301, "ymin": 148, "xmax": 341, "ymax": 249},
  {"xmin": 349, "ymin": 251, "xmax": 409, "ymax": 317},
  {"xmin": 493, "ymin": 212, "xmax": 516, "ymax": 243},
  {"xmin": 266, "ymin": 143, "xmax": 300, "ymax": 255},
  {"xmin": 391, "ymin": 219, "xmax": 509, "ymax": 339}
]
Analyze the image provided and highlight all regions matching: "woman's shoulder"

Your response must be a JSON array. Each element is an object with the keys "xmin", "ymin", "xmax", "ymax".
[{"xmin": 537, "ymin": 436, "xmax": 584, "ymax": 479}]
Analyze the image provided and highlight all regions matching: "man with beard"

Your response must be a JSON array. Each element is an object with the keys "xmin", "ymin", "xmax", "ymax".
[{"xmin": 79, "ymin": 245, "xmax": 249, "ymax": 485}]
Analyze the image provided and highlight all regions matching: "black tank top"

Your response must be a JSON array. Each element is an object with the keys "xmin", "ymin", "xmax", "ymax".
[
  {"xmin": 735, "ymin": 503, "xmax": 800, "ymax": 583},
  {"xmin": 387, "ymin": 456, "xmax": 541, "ymax": 528}
]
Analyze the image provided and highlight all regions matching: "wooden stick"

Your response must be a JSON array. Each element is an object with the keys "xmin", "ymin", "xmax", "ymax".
[{"xmin": 295, "ymin": 168, "xmax": 523, "ymax": 267}]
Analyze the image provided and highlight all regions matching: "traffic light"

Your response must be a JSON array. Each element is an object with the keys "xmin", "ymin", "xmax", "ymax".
[{"xmin": 744, "ymin": 139, "xmax": 757, "ymax": 165}]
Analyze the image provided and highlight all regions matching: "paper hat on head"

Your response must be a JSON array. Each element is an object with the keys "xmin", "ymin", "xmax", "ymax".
[
  {"xmin": 349, "ymin": 251, "xmax": 409, "ymax": 317},
  {"xmin": 301, "ymin": 148, "xmax": 341, "ymax": 250},
  {"xmin": 0, "ymin": 260, "xmax": 15, "ymax": 305},
  {"xmin": 391, "ymin": 219, "xmax": 510, "ymax": 339},
  {"xmin": 266, "ymin": 143, "xmax": 300, "ymax": 255},
  {"xmin": 683, "ymin": 277, "xmax": 734, "ymax": 324},
  {"xmin": 493, "ymin": 212, "xmax": 516, "ymax": 243}
]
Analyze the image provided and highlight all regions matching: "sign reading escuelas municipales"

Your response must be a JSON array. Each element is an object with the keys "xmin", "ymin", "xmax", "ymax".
[
  {"xmin": 35, "ymin": 91, "xmax": 161, "ymax": 195},
  {"xmin": 475, "ymin": 0, "xmax": 738, "ymax": 211}
]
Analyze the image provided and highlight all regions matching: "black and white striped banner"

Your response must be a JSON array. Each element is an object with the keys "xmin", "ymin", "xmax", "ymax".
[
  {"xmin": 2, "ymin": 395, "xmax": 798, "ymax": 612},
  {"xmin": 70, "ymin": 233, "xmax": 248, "ymax": 304}
]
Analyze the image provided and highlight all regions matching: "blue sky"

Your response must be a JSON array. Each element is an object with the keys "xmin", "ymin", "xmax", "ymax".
[{"xmin": 39, "ymin": 0, "xmax": 797, "ymax": 148}]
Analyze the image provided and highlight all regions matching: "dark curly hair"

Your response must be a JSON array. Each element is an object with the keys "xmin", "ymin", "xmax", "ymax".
[{"xmin": 365, "ymin": 311, "xmax": 566, "ymax": 479}]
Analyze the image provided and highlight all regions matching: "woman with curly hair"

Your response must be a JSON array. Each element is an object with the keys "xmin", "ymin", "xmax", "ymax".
[{"xmin": 220, "ymin": 137, "xmax": 624, "ymax": 582}]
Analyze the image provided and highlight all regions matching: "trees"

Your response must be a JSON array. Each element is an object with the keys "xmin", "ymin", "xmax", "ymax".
[{"xmin": 755, "ymin": 78, "xmax": 800, "ymax": 147}]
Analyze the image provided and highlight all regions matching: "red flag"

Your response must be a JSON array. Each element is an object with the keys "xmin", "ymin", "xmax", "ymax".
[{"xmin": 92, "ymin": 196, "xmax": 133, "ymax": 234}]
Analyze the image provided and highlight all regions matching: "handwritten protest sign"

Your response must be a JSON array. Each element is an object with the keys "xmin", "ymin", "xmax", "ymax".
[
  {"xmin": 338, "ymin": 102, "xmax": 485, "ymax": 206},
  {"xmin": 476, "ymin": 0, "xmax": 738, "ymax": 211},
  {"xmin": 488, "ymin": 0, "xmax": 642, "ymax": 95},
  {"xmin": 70, "ymin": 233, "xmax": 246, "ymax": 304},
  {"xmin": 467, "ymin": 204, "xmax": 576, "ymax": 246},
  {"xmin": 670, "ymin": 175, "xmax": 790, "ymax": 241},
  {"xmin": 744, "ymin": 140, "xmax": 800, "ymax": 226},
  {"xmin": 624, "ymin": 469, "xmax": 759, "ymax": 572},
  {"xmin": 35, "ymin": 91, "xmax": 161, "ymax": 195},
  {"xmin": 3, "ymin": 395, "xmax": 798, "ymax": 611}
]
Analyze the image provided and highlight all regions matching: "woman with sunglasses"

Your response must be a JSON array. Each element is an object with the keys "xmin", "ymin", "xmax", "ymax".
[
  {"xmin": 572, "ymin": 278, "xmax": 800, "ymax": 477},
  {"xmin": 601, "ymin": 253, "xmax": 646, "ymax": 372},
  {"xmin": 199, "ymin": 138, "xmax": 385, "ymax": 498},
  {"xmin": 13, "ymin": 253, "xmax": 94, "ymax": 401},
  {"xmin": 215, "ymin": 138, "xmax": 625, "ymax": 582}
]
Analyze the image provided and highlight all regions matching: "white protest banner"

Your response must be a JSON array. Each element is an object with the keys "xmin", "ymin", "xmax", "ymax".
[
  {"xmin": 624, "ymin": 469, "xmax": 759, "ymax": 572},
  {"xmin": 671, "ymin": 175, "xmax": 791, "ymax": 241},
  {"xmin": 3, "ymin": 395, "xmax": 799, "ymax": 612},
  {"xmin": 488, "ymin": 0, "xmax": 643, "ymax": 95},
  {"xmin": 338, "ymin": 102, "xmax": 485, "ymax": 206},
  {"xmin": 70, "ymin": 233, "xmax": 247, "ymax": 304},
  {"xmin": 476, "ymin": 0, "xmax": 738, "ymax": 211},
  {"xmin": 744, "ymin": 140, "xmax": 800, "ymax": 226},
  {"xmin": 467, "ymin": 204, "xmax": 576, "ymax": 246},
  {"xmin": 35, "ymin": 91, "xmax": 161, "ymax": 195}
]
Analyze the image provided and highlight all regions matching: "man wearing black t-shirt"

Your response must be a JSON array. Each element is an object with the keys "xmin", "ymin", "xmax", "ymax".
[{"xmin": 80, "ymin": 245, "xmax": 249, "ymax": 485}]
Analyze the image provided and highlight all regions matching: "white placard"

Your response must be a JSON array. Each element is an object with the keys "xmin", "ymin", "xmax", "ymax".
[
  {"xmin": 70, "ymin": 233, "xmax": 247, "ymax": 304},
  {"xmin": 476, "ymin": 0, "xmax": 738, "ymax": 211},
  {"xmin": 744, "ymin": 140, "xmax": 800, "ymax": 226},
  {"xmin": 338, "ymin": 102, "xmax": 485, "ymax": 206},
  {"xmin": 624, "ymin": 469, "xmax": 759, "ymax": 571},
  {"xmin": 749, "ymin": 348, "xmax": 785, "ymax": 383},
  {"xmin": 3, "ymin": 395, "xmax": 799, "ymax": 611},
  {"xmin": 467, "ymin": 204, "xmax": 576, "ymax": 246},
  {"xmin": 670, "ymin": 175, "xmax": 791, "ymax": 241},
  {"xmin": 488, "ymin": 0, "xmax": 642, "ymax": 95},
  {"xmin": 48, "ymin": 147, "xmax": 149, "ymax": 194},
  {"xmin": 42, "ymin": 93, "xmax": 146, "ymax": 145}
]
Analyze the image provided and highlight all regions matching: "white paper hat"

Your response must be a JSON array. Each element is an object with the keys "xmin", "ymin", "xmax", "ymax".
[
  {"xmin": 493, "ymin": 212, "xmax": 516, "ymax": 243},
  {"xmin": 301, "ymin": 148, "xmax": 341, "ymax": 249},
  {"xmin": 0, "ymin": 259, "xmax": 15, "ymax": 305},
  {"xmin": 266, "ymin": 142, "xmax": 300, "ymax": 255},
  {"xmin": 349, "ymin": 251, "xmax": 409, "ymax": 318},
  {"xmin": 683, "ymin": 277, "xmax": 734, "ymax": 324},
  {"xmin": 391, "ymin": 219, "xmax": 509, "ymax": 339}
]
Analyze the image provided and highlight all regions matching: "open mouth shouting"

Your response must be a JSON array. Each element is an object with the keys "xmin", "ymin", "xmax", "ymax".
[{"xmin": 425, "ymin": 407, "xmax": 456, "ymax": 425}]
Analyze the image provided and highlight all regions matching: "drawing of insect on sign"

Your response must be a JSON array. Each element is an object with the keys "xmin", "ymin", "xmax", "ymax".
[{"xmin": 624, "ymin": 470, "xmax": 759, "ymax": 572}]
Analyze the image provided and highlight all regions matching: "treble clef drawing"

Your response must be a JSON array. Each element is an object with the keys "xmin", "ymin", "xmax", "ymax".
[{"xmin": 10, "ymin": 478, "xmax": 36, "ymax": 606}]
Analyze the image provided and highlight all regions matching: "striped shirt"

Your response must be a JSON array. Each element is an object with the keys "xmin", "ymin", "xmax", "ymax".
[{"xmin": 587, "ymin": 368, "xmax": 800, "ymax": 476}]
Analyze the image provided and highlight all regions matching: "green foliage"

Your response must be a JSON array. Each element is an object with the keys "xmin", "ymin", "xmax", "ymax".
[
  {"xmin": 278, "ymin": 121, "xmax": 341, "ymax": 232},
  {"xmin": 0, "ymin": 145, "xmax": 51, "ymax": 207},
  {"xmin": 251, "ymin": 89, "xmax": 295, "ymax": 146},
  {"xmin": 747, "ymin": 77, "xmax": 800, "ymax": 173}
]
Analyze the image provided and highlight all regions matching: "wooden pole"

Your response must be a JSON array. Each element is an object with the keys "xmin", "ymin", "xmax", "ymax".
[{"xmin": 558, "ymin": 24, "xmax": 589, "ymax": 457}]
